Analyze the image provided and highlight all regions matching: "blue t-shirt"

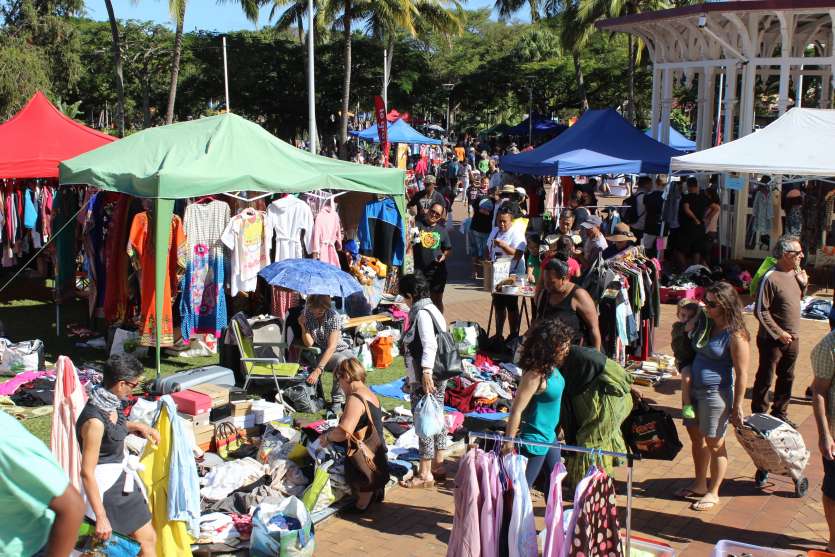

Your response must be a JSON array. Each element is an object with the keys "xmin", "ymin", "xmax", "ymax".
[
  {"xmin": 519, "ymin": 370, "xmax": 565, "ymax": 455},
  {"xmin": 691, "ymin": 329, "xmax": 734, "ymax": 389}
]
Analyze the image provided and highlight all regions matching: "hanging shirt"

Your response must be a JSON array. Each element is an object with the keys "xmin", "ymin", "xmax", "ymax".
[
  {"xmin": 446, "ymin": 448, "xmax": 482, "ymax": 557},
  {"xmin": 221, "ymin": 208, "xmax": 270, "ymax": 297},
  {"xmin": 358, "ymin": 197, "xmax": 404, "ymax": 267},
  {"xmin": 181, "ymin": 201, "xmax": 230, "ymax": 340},
  {"xmin": 267, "ymin": 195, "xmax": 313, "ymax": 262},
  {"xmin": 50, "ymin": 356, "xmax": 87, "ymax": 495},
  {"xmin": 505, "ymin": 453, "xmax": 537, "ymax": 557},
  {"xmin": 310, "ymin": 204, "xmax": 343, "ymax": 267}
]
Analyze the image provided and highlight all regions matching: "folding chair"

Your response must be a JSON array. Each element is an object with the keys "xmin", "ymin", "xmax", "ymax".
[{"xmin": 231, "ymin": 320, "xmax": 299, "ymax": 411}]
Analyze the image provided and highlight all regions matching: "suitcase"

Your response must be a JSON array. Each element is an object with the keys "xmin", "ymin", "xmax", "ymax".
[
  {"xmin": 734, "ymin": 413, "xmax": 810, "ymax": 497},
  {"xmin": 151, "ymin": 365, "xmax": 236, "ymax": 394}
]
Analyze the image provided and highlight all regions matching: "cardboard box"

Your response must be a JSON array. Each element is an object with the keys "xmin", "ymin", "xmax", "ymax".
[
  {"xmin": 171, "ymin": 390, "xmax": 212, "ymax": 416},
  {"xmin": 178, "ymin": 411, "xmax": 210, "ymax": 428},
  {"xmin": 188, "ymin": 384, "xmax": 230, "ymax": 408},
  {"xmin": 194, "ymin": 423, "xmax": 214, "ymax": 446},
  {"xmin": 231, "ymin": 400, "xmax": 252, "ymax": 417},
  {"xmin": 216, "ymin": 414, "xmax": 256, "ymax": 429}
]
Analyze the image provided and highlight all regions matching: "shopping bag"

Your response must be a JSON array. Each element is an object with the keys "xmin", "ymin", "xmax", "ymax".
[
  {"xmin": 0, "ymin": 338, "xmax": 43, "ymax": 375},
  {"xmin": 109, "ymin": 328, "xmax": 148, "ymax": 358},
  {"xmin": 414, "ymin": 395, "xmax": 444, "ymax": 438},
  {"xmin": 370, "ymin": 336, "xmax": 394, "ymax": 368},
  {"xmin": 450, "ymin": 321, "xmax": 481, "ymax": 357},
  {"xmin": 77, "ymin": 521, "xmax": 141, "ymax": 557},
  {"xmin": 301, "ymin": 460, "xmax": 334, "ymax": 512},
  {"xmin": 212, "ymin": 422, "xmax": 244, "ymax": 459},
  {"xmin": 750, "ymin": 256, "xmax": 777, "ymax": 296},
  {"xmin": 251, "ymin": 496, "xmax": 315, "ymax": 557},
  {"xmin": 621, "ymin": 397, "xmax": 682, "ymax": 460}
]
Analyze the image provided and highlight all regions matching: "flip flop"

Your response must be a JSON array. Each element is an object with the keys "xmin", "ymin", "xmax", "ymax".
[
  {"xmin": 399, "ymin": 477, "xmax": 435, "ymax": 489},
  {"xmin": 675, "ymin": 487, "xmax": 707, "ymax": 499},
  {"xmin": 691, "ymin": 496, "xmax": 719, "ymax": 511}
]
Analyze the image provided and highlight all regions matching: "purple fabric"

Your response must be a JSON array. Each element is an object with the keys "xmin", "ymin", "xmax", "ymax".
[{"xmin": 0, "ymin": 371, "xmax": 51, "ymax": 396}]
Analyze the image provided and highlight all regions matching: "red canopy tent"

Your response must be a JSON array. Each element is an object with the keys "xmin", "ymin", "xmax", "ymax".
[
  {"xmin": 386, "ymin": 109, "xmax": 410, "ymax": 123},
  {"xmin": 0, "ymin": 91, "xmax": 115, "ymax": 179}
]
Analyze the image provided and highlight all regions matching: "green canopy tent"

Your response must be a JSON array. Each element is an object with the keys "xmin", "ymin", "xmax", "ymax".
[{"xmin": 59, "ymin": 112, "xmax": 406, "ymax": 375}]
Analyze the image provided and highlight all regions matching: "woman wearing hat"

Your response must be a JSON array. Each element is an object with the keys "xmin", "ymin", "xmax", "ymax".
[{"xmin": 602, "ymin": 222, "xmax": 637, "ymax": 259}]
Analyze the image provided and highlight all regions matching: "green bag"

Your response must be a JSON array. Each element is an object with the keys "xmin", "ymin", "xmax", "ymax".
[
  {"xmin": 750, "ymin": 256, "xmax": 777, "ymax": 296},
  {"xmin": 301, "ymin": 461, "xmax": 334, "ymax": 512}
]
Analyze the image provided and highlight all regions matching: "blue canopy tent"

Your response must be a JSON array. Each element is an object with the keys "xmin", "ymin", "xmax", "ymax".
[
  {"xmin": 501, "ymin": 109, "xmax": 684, "ymax": 176},
  {"xmin": 645, "ymin": 123, "xmax": 697, "ymax": 152},
  {"xmin": 506, "ymin": 114, "xmax": 567, "ymax": 137},
  {"xmin": 351, "ymin": 118, "xmax": 442, "ymax": 145}
]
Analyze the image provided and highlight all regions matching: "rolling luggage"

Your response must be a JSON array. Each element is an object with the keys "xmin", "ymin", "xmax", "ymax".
[
  {"xmin": 151, "ymin": 365, "xmax": 236, "ymax": 394},
  {"xmin": 734, "ymin": 413, "xmax": 809, "ymax": 497}
]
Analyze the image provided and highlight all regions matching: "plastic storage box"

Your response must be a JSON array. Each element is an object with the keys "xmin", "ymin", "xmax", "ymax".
[
  {"xmin": 711, "ymin": 540, "xmax": 804, "ymax": 557},
  {"xmin": 622, "ymin": 534, "xmax": 677, "ymax": 556}
]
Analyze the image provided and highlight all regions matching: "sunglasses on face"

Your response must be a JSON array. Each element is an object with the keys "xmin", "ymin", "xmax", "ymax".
[{"xmin": 428, "ymin": 210, "xmax": 443, "ymax": 218}]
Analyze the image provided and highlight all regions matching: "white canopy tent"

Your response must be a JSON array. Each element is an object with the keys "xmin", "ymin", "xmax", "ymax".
[
  {"xmin": 670, "ymin": 108, "xmax": 835, "ymax": 176},
  {"xmin": 670, "ymin": 107, "xmax": 835, "ymax": 260}
]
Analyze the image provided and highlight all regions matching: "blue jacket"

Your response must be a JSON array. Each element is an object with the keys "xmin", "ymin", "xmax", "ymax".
[
  {"xmin": 159, "ymin": 395, "xmax": 201, "ymax": 537},
  {"xmin": 358, "ymin": 197, "xmax": 404, "ymax": 267}
]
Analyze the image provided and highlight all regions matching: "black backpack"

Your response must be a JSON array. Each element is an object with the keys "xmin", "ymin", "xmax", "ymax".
[{"xmin": 622, "ymin": 191, "xmax": 644, "ymax": 225}]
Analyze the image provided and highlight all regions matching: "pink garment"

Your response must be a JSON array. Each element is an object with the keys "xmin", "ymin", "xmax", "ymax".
[
  {"xmin": 50, "ymin": 356, "xmax": 87, "ymax": 493},
  {"xmin": 447, "ymin": 448, "xmax": 482, "ymax": 557},
  {"xmin": 271, "ymin": 287, "xmax": 300, "ymax": 321},
  {"xmin": 0, "ymin": 370, "xmax": 50, "ymax": 395},
  {"xmin": 543, "ymin": 462, "xmax": 567, "ymax": 557},
  {"xmin": 479, "ymin": 452, "xmax": 498, "ymax": 557},
  {"xmin": 310, "ymin": 205, "xmax": 343, "ymax": 267}
]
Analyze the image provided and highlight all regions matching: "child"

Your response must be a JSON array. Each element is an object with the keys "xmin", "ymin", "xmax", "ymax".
[{"xmin": 671, "ymin": 299, "xmax": 700, "ymax": 420}]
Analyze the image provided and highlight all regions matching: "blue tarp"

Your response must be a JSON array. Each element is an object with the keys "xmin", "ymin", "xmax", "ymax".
[
  {"xmin": 351, "ymin": 118, "xmax": 442, "ymax": 145},
  {"xmin": 506, "ymin": 114, "xmax": 567, "ymax": 137},
  {"xmin": 501, "ymin": 108, "xmax": 684, "ymax": 176},
  {"xmin": 645, "ymin": 123, "xmax": 697, "ymax": 152}
]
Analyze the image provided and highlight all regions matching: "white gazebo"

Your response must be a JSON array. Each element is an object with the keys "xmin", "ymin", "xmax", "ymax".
[{"xmin": 599, "ymin": 0, "xmax": 835, "ymax": 259}]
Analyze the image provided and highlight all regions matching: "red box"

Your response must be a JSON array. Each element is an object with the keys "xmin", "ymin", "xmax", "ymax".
[
  {"xmin": 659, "ymin": 286, "xmax": 705, "ymax": 304},
  {"xmin": 171, "ymin": 389, "xmax": 212, "ymax": 416}
]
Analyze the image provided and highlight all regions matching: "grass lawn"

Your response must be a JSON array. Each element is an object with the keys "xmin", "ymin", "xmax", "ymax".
[{"xmin": 0, "ymin": 299, "xmax": 408, "ymax": 444}]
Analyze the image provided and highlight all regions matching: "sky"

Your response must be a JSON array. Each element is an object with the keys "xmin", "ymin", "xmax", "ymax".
[{"xmin": 84, "ymin": 0, "xmax": 503, "ymax": 33}]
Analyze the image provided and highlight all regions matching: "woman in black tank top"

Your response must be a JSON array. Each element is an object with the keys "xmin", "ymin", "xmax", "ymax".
[
  {"xmin": 318, "ymin": 358, "xmax": 390, "ymax": 513},
  {"xmin": 537, "ymin": 257, "xmax": 602, "ymax": 350}
]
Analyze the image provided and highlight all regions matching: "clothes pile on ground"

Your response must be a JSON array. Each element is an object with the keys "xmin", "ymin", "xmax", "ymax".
[{"xmin": 658, "ymin": 263, "xmax": 751, "ymax": 304}]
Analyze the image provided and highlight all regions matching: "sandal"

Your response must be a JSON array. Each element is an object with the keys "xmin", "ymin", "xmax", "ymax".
[
  {"xmin": 691, "ymin": 495, "xmax": 719, "ymax": 512},
  {"xmin": 674, "ymin": 487, "xmax": 707, "ymax": 499},
  {"xmin": 399, "ymin": 476, "xmax": 435, "ymax": 489}
]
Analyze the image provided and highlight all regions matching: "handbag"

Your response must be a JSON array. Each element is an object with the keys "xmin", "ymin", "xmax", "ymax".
[
  {"xmin": 420, "ymin": 309, "xmax": 462, "ymax": 380},
  {"xmin": 343, "ymin": 395, "xmax": 383, "ymax": 487},
  {"xmin": 212, "ymin": 422, "xmax": 244, "ymax": 459},
  {"xmin": 621, "ymin": 396, "xmax": 682, "ymax": 461}
]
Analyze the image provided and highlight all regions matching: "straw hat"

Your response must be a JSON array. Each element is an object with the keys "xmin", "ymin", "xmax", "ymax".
[
  {"xmin": 500, "ymin": 184, "xmax": 516, "ymax": 194},
  {"xmin": 606, "ymin": 222, "xmax": 637, "ymax": 243}
]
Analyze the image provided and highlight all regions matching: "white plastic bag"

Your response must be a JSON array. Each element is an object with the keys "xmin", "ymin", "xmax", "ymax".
[
  {"xmin": 0, "ymin": 338, "xmax": 43, "ymax": 375},
  {"xmin": 251, "ymin": 497, "xmax": 315, "ymax": 557},
  {"xmin": 414, "ymin": 395, "xmax": 444, "ymax": 438}
]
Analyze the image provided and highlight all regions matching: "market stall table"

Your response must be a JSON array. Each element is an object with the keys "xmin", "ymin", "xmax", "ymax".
[
  {"xmin": 343, "ymin": 314, "xmax": 392, "ymax": 329},
  {"xmin": 485, "ymin": 291, "xmax": 534, "ymax": 338}
]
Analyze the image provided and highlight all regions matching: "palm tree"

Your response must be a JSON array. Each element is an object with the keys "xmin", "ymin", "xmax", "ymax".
[
  {"xmin": 556, "ymin": 2, "xmax": 592, "ymax": 112},
  {"xmin": 578, "ymin": 0, "xmax": 670, "ymax": 124},
  {"xmin": 103, "ymin": 0, "xmax": 125, "ymax": 136},
  {"xmin": 163, "ymin": 0, "xmax": 263, "ymax": 124},
  {"xmin": 494, "ymin": 0, "xmax": 541, "ymax": 22}
]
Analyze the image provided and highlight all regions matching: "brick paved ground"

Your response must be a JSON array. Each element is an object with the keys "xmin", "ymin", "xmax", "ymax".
[{"xmin": 316, "ymin": 198, "xmax": 834, "ymax": 556}]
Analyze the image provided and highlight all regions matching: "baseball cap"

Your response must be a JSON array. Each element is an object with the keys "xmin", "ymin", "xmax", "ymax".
[
  {"xmin": 478, "ymin": 198, "xmax": 494, "ymax": 212},
  {"xmin": 424, "ymin": 175, "xmax": 436, "ymax": 185},
  {"xmin": 580, "ymin": 215, "xmax": 603, "ymax": 229}
]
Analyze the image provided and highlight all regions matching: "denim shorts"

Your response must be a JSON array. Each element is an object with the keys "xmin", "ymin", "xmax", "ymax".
[
  {"xmin": 683, "ymin": 386, "xmax": 733, "ymax": 438},
  {"xmin": 468, "ymin": 230, "xmax": 489, "ymax": 258}
]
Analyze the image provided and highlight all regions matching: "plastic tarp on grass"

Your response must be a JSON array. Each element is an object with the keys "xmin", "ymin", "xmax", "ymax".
[
  {"xmin": 60, "ymin": 112, "xmax": 405, "ymax": 374},
  {"xmin": 670, "ymin": 108, "xmax": 835, "ymax": 176},
  {"xmin": 645, "ymin": 123, "xmax": 697, "ymax": 152},
  {"xmin": 502, "ymin": 108, "xmax": 684, "ymax": 176},
  {"xmin": 0, "ymin": 91, "xmax": 115, "ymax": 179},
  {"xmin": 506, "ymin": 114, "xmax": 567, "ymax": 137},
  {"xmin": 351, "ymin": 118, "xmax": 442, "ymax": 145}
]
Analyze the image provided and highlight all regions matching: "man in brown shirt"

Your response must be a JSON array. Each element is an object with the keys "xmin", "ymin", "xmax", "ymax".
[{"xmin": 752, "ymin": 236, "xmax": 808, "ymax": 424}]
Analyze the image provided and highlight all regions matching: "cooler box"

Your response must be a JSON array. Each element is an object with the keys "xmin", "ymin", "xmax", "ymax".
[
  {"xmin": 659, "ymin": 286, "xmax": 705, "ymax": 304},
  {"xmin": 171, "ymin": 390, "xmax": 212, "ymax": 416}
]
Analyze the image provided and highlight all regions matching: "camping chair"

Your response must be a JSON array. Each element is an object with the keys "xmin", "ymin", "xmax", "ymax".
[{"xmin": 231, "ymin": 320, "xmax": 300, "ymax": 411}]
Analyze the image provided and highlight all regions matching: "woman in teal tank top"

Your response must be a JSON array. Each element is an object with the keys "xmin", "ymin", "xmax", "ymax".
[{"xmin": 504, "ymin": 319, "xmax": 569, "ymax": 497}]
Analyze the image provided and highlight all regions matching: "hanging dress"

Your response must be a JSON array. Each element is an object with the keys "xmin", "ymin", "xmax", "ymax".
[
  {"xmin": 180, "ymin": 201, "xmax": 230, "ymax": 341},
  {"xmin": 310, "ymin": 204, "xmax": 343, "ymax": 267},
  {"xmin": 128, "ymin": 212, "xmax": 186, "ymax": 347}
]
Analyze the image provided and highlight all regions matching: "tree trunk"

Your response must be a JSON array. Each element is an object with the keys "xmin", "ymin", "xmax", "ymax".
[
  {"xmin": 573, "ymin": 50, "xmax": 589, "ymax": 113},
  {"xmin": 165, "ymin": 6, "xmax": 185, "ymax": 125},
  {"xmin": 627, "ymin": 34, "xmax": 636, "ymax": 124},
  {"xmin": 141, "ymin": 58, "xmax": 151, "ymax": 129},
  {"xmin": 338, "ymin": 0, "xmax": 352, "ymax": 160},
  {"xmin": 103, "ymin": 0, "xmax": 125, "ymax": 137}
]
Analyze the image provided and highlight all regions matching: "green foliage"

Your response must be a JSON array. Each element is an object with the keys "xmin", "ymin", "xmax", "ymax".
[{"xmin": 0, "ymin": 35, "xmax": 52, "ymax": 118}]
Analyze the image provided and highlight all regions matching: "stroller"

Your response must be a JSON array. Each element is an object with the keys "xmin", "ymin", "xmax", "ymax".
[{"xmin": 734, "ymin": 413, "xmax": 809, "ymax": 497}]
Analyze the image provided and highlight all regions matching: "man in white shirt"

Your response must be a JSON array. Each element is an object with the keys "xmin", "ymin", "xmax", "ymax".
[
  {"xmin": 486, "ymin": 207, "xmax": 527, "ymax": 341},
  {"xmin": 578, "ymin": 214, "xmax": 607, "ymax": 270}
]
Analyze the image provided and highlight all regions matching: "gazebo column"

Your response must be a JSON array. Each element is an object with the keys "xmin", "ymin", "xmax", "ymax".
[
  {"xmin": 699, "ymin": 67, "xmax": 716, "ymax": 151},
  {"xmin": 819, "ymin": 69, "xmax": 831, "ymax": 108},
  {"xmin": 777, "ymin": 62, "xmax": 792, "ymax": 115},
  {"xmin": 660, "ymin": 68, "xmax": 674, "ymax": 146},
  {"xmin": 733, "ymin": 60, "xmax": 757, "ymax": 259},
  {"xmin": 723, "ymin": 64, "xmax": 738, "ymax": 143},
  {"xmin": 650, "ymin": 66, "xmax": 662, "ymax": 140}
]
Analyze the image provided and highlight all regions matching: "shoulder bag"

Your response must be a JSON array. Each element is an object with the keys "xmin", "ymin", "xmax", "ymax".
[
  {"xmin": 342, "ymin": 394, "xmax": 384, "ymax": 487},
  {"xmin": 420, "ymin": 309, "xmax": 463, "ymax": 380}
]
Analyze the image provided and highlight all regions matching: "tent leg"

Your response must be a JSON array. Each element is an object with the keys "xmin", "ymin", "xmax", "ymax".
[{"xmin": 153, "ymin": 198, "xmax": 175, "ymax": 378}]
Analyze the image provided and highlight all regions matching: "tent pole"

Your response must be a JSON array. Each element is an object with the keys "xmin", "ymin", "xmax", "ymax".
[
  {"xmin": 222, "ymin": 36, "xmax": 230, "ymax": 113},
  {"xmin": 153, "ymin": 198, "xmax": 175, "ymax": 378}
]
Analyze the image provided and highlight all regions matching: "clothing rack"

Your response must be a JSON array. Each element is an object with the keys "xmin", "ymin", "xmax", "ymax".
[{"xmin": 465, "ymin": 430, "xmax": 639, "ymax": 557}]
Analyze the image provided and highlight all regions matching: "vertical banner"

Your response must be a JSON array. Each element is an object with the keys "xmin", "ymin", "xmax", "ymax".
[{"xmin": 374, "ymin": 95, "xmax": 390, "ymax": 167}]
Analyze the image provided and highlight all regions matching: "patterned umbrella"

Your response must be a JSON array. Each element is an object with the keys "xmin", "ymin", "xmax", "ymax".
[{"xmin": 258, "ymin": 258, "xmax": 362, "ymax": 298}]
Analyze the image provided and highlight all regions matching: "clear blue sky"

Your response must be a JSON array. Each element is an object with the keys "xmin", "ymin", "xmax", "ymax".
[{"xmin": 84, "ymin": 0, "xmax": 507, "ymax": 33}]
